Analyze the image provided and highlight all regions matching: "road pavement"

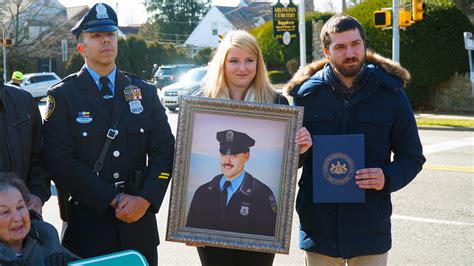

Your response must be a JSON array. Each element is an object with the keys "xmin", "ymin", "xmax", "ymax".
[{"xmin": 38, "ymin": 103, "xmax": 473, "ymax": 265}]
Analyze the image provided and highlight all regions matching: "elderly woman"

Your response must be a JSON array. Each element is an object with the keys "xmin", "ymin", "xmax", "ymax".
[{"xmin": 0, "ymin": 172, "xmax": 79, "ymax": 265}]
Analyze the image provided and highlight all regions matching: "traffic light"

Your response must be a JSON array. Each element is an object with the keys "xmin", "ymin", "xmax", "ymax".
[
  {"xmin": 4, "ymin": 38, "xmax": 12, "ymax": 46},
  {"xmin": 399, "ymin": 9, "xmax": 413, "ymax": 27},
  {"xmin": 374, "ymin": 10, "xmax": 391, "ymax": 28},
  {"xmin": 412, "ymin": 0, "xmax": 425, "ymax": 21}
]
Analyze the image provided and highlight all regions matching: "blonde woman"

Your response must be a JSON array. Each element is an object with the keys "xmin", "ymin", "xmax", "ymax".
[{"xmin": 191, "ymin": 30, "xmax": 312, "ymax": 266}]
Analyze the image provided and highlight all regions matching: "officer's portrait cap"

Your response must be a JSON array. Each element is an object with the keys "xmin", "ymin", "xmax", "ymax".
[
  {"xmin": 216, "ymin": 129, "xmax": 255, "ymax": 155},
  {"xmin": 70, "ymin": 3, "xmax": 118, "ymax": 38}
]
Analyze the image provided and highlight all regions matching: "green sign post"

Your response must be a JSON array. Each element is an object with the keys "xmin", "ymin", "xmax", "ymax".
[
  {"xmin": 68, "ymin": 250, "xmax": 148, "ymax": 266},
  {"xmin": 272, "ymin": 0, "xmax": 298, "ymax": 45}
]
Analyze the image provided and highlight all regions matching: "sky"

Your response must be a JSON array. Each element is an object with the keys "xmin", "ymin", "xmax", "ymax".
[{"xmin": 58, "ymin": 0, "xmax": 337, "ymax": 26}]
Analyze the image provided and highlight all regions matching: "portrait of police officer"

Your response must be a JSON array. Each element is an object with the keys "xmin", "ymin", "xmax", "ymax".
[
  {"xmin": 43, "ymin": 3, "xmax": 175, "ymax": 266},
  {"xmin": 186, "ymin": 129, "xmax": 277, "ymax": 237}
]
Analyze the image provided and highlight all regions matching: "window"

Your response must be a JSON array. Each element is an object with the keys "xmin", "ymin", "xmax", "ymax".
[{"xmin": 212, "ymin": 22, "xmax": 218, "ymax": 35}]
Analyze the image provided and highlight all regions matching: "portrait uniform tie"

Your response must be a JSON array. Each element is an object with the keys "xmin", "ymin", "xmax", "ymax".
[
  {"xmin": 99, "ymin": 76, "xmax": 113, "ymax": 99},
  {"xmin": 220, "ymin": 181, "xmax": 231, "ymax": 220}
]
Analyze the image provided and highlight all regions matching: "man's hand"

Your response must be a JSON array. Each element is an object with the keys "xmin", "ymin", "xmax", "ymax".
[
  {"xmin": 295, "ymin": 127, "xmax": 312, "ymax": 154},
  {"xmin": 27, "ymin": 194, "xmax": 43, "ymax": 215},
  {"xmin": 355, "ymin": 168, "xmax": 385, "ymax": 190},
  {"xmin": 115, "ymin": 194, "xmax": 150, "ymax": 223}
]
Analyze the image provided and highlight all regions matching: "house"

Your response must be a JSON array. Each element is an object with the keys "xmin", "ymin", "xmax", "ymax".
[
  {"xmin": 30, "ymin": 5, "xmax": 90, "ymax": 76},
  {"xmin": 184, "ymin": 0, "xmax": 273, "ymax": 55},
  {"xmin": 0, "ymin": 0, "xmax": 67, "ymax": 45}
]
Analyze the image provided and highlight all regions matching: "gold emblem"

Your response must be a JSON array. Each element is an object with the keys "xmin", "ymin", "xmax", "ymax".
[
  {"xmin": 330, "ymin": 161, "xmax": 348, "ymax": 175},
  {"xmin": 322, "ymin": 152, "xmax": 355, "ymax": 185}
]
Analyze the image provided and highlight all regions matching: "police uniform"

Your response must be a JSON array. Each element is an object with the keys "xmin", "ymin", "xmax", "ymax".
[
  {"xmin": 43, "ymin": 4, "xmax": 174, "ymax": 266},
  {"xmin": 186, "ymin": 172, "xmax": 276, "ymax": 236},
  {"xmin": 186, "ymin": 129, "xmax": 277, "ymax": 265}
]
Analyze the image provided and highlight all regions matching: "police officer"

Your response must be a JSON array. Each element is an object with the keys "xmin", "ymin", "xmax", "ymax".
[
  {"xmin": 43, "ymin": 3, "xmax": 174, "ymax": 266},
  {"xmin": 186, "ymin": 129, "xmax": 277, "ymax": 236}
]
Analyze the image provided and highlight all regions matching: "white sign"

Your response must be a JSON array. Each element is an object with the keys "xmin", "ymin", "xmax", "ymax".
[
  {"xmin": 464, "ymin": 32, "xmax": 474, "ymax": 50},
  {"xmin": 61, "ymin": 39, "xmax": 68, "ymax": 62}
]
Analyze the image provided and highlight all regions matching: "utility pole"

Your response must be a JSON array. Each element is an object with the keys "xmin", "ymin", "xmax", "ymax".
[
  {"xmin": 3, "ymin": 29, "xmax": 7, "ymax": 82},
  {"xmin": 392, "ymin": 0, "xmax": 400, "ymax": 62},
  {"xmin": 299, "ymin": 0, "xmax": 306, "ymax": 68}
]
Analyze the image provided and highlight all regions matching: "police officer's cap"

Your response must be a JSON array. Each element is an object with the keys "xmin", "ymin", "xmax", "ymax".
[
  {"xmin": 70, "ymin": 3, "xmax": 118, "ymax": 38},
  {"xmin": 216, "ymin": 129, "xmax": 255, "ymax": 155}
]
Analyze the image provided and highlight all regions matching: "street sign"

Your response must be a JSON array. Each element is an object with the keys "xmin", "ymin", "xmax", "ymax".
[
  {"xmin": 464, "ymin": 32, "xmax": 474, "ymax": 50},
  {"xmin": 272, "ymin": 0, "xmax": 298, "ymax": 46},
  {"xmin": 68, "ymin": 250, "xmax": 148, "ymax": 266},
  {"xmin": 463, "ymin": 32, "xmax": 474, "ymax": 96}
]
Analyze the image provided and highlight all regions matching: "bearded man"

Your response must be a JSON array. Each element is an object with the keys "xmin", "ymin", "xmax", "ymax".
[{"xmin": 285, "ymin": 15, "xmax": 425, "ymax": 266}]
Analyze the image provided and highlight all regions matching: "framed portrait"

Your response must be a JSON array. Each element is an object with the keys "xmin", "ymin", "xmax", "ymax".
[{"xmin": 166, "ymin": 96, "xmax": 303, "ymax": 254}]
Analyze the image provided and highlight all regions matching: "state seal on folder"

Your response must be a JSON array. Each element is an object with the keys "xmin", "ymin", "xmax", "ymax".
[{"xmin": 313, "ymin": 134, "xmax": 365, "ymax": 203}]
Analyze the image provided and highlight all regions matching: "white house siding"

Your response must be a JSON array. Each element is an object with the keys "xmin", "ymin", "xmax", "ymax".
[{"xmin": 184, "ymin": 6, "xmax": 234, "ymax": 50}]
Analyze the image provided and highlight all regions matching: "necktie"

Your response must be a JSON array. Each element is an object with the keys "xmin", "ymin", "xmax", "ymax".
[
  {"xmin": 99, "ymin": 76, "xmax": 113, "ymax": 99},
  {"xmin": 220, "ymin": 181, "xmax": 231, "ymax": 220}
]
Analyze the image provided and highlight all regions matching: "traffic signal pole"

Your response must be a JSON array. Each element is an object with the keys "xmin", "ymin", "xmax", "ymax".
[
  {"xmin": 392, "ymin": 0, "xmax": 400, "ymax": 63},
  {"xmin": 299, "ymin": 0, "xmax": 306, "ymax": 68}
]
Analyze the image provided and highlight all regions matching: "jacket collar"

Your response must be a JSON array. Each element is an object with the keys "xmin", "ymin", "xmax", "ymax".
[
  {"xmin": 285, "ymin": 50, "xmax": 410, "ymax": 97},
  {"xmin": 208, "ymin": 172, "xmax": 256, "ymax": 196}
]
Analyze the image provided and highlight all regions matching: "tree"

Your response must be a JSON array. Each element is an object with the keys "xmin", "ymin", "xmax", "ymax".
[
  {"xmin": 194, "ymin": 47, "xmax": 213, "ymax": 65},
  {"xmin": 65, "ymin": 53, "xmax": 84, "ymax": 76},
  {"xmin": 144, "ymin": 0, "xmax": 210, "ymax": 44},
  {"xmin": 0, "ymin": 0, "xmax": 66, "ymax": 77}
]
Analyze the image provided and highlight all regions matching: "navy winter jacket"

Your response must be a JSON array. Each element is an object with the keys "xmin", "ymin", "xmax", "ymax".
[{"xmin": 286, "ymin": 52, "xmax": 425, "ymax": 259}]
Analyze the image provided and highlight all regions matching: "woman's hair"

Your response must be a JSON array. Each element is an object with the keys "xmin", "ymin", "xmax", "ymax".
[
  {"xmin": 0, "ymin": 172, "xmax": 30, "ymax": 203},
  {"xmin": 203, "ymin": 30, "xmax": 276, "ymax": 103}
]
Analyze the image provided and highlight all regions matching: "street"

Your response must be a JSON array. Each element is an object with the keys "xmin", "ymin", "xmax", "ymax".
[{"xmin": 38, "ymin": 103, "xmax": 473, "ymax": 265}]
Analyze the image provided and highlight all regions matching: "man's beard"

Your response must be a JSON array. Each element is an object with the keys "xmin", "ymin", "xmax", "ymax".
[{"xmin": 332, "ymin": 56, "xmax": 365, "ymax": 78}]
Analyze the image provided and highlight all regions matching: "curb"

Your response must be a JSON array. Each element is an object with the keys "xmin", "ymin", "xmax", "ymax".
[{"xmin": 417, "ymin": 125, "xmax": 474, "ymax": 132}]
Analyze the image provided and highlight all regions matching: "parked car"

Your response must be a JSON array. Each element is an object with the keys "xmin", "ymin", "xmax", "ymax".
[
  {"xmin": 160, "ymin": 66, "xmax": 207, "ymax": 111},
  {"xmin": 20, "ymin": 72, "xmax": 61, "ymax": 100},
  {"xmin": 154, "ymin": 64, "xmax": 196, "ymax": 89}
]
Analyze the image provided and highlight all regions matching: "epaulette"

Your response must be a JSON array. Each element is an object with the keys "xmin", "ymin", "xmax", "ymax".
[
  {"xmin": 49, "ymin": 72, "xmax": 77, "ymax": 89},
  {"xmin": 122, "ymin": 71, "xmax": 148, "ymax": 84}
]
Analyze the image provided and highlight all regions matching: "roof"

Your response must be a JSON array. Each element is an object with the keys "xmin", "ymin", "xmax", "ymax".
[
  {"xmin": 119, "ymin": 25, "xmax": 141, "ymax": 35},
  {"xmin": 216, "ymin": 2, "xmax": 273, "ymax": 30},
  {"xmin": 66, "ymin": 5, "xmax": 89, "ymax": 20}
]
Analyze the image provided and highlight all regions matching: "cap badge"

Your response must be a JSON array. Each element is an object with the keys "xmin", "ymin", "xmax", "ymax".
[
  {"xmin": 226, "ymin": 130, "xmax": 234, "ymax": 142},
  {"xmin": 96, "ymin": 3, "xmax": 109, "ymax": 19}
]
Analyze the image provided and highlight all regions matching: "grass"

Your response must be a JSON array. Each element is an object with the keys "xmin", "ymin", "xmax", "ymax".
[{"xmin": 416, "ymin": 118, "xmax": 474, "ymax": 128}]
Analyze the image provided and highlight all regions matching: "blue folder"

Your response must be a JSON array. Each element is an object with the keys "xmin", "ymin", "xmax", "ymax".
[{"xmin": 312, "ymin": 134, "xmax": 365, "ymax": 203}]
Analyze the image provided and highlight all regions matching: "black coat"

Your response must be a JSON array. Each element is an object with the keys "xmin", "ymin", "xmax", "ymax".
[
  {"xmin": 186, "ymin": 172, "xmax": 277, "ymax": 236},
  {"xmin": 43, "ymin": 66, "xmax": 175, "ymax": 260},
  {"xmin": 0, "ymin": 83, "xmax": 50, "ymax": 202}
]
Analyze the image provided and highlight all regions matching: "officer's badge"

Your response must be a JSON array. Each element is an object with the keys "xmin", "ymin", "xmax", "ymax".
[
  {"xmin": 76, "ymin": 111, "xmax": 92, "ymax": 124},
  {"xmin": 269, "ymin": 195, "xmax": 277, "ymax": 213},
  {"xmin": 240, "ymin": 205, "xmax": 249, "ymax": 216},
  {"xmin": 96, "ymin": 3, "xmax": 108, "ymax": 19},
  {"xmin": 124, "ymin": 86, "xmax": 142, "ymax": 101},
  {"xmin": 322, "ymin": 152, "xmax": 355, "ymax": 185},
  {"xmin": 44, "ymin": 95, "xmax": 55, "ymax": 121},
  {"xmin": 129, "ymin": 100, "xmax": 144, "ymax": 114},
  {"xmin": 226, "ymin": 130, "xmax": 234, "ymax": 142}
]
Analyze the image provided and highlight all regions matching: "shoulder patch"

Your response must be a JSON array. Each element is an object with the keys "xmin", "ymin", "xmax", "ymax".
[
  {"xmin": 44, "ymin": 95, "xmax": 56, "ymax": 120},
  {"xmin": 269, "ymin": 195, "xmax": 277, "ymax": 213}
]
